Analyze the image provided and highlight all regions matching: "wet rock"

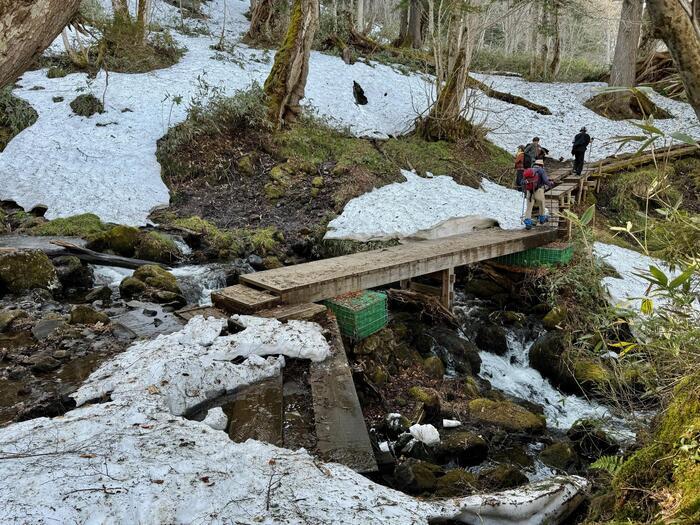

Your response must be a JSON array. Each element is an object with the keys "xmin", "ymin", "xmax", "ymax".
[
  {"xmin": 53, "ymin": 256, "xmax": 94, "ymax": 289},
  {"xmin": 422, "ymin": 326, "xmax": 481, "ymax": 376},
  {"xmin": 120, "ymin": 265, "xmax": 185, "ymax": 307},
  {"xmin": 476, "ymin": 324, "xmax": 509, "ymax": 356},
  {"xmin": 464, "ymin": 278, "xmax": 505, "ymax": 299},
  {"xmin": 134, "ymin": 232, "xmax": 181, "ymax": 263},
  {"xmin": 0, "ymin": 309, "xmax": 28, "ymax": 332},
  {"xmin": 31, "ymin": 315, "xmax": 67, "ymax": 340},
  {"xmin": 501, "ymin": 311, "xmax": 525, "ymax": 326},
  {"xmin": 478, "ymin": 464, "xmax": 528, "ymax": 490},
  {"xmin": 408, "ymin": 386, "xmax": 441, "ymax": 420},
  {"xmin": 52, "ymin": 349, "xmax": 69, "ymax": 360},
  {"xmin": 539, "ymin": 442, "xmax": 579, "ymax": 471},
  {"xmin": 435, "ymin": 431, "xmax": 488, "ymax": 466},
  {"xmin": 0, "ymin": 249, "xmax": 58, "ymax": 294},
  {"xmin": 69, "ymin": 305, "xmax": 110, "ymax": 325},
  {"xmin": 86, "ymin": 225, "xmax": 140, "ymax": 257},
  {"xmin": 224, "ymin": 261, "xmax": 255, "ymax": 286},
  {"xmin": 392, "ymin": 459, "xmax": 444, "ymax": 495},
  {"xmin": 29, "ymin": 354, "xmax": 61, "ymax": 373},
  {"xmin": 423, "ymin": 355, "xmax": 445, "ymax": 379},
  {"xmin": 247, "ymin": 254, "xmax": 264, "ymax": 269},
  {"xmin": 85, "ymin": 286, "xmax": 112, "ymax": 303},
  {"xmin": 434, "ymin": 469, "xmax": 477, "ymax": 497},
  {"xmin": 262, "ymin": 256, "xmax": 282, "ymax": 270},
  {"xmin": 543, "ymin": 305, "xmax": 567, "ymax": 329},
  {"xmin": 16, "ymin": 392, "xmax": 76, "ymax": 421},
  {"xmin": 567, "ymin": 419, "xmax": 619, "ymax": 460},
  {"xmin": 468, "ymin": 398, "xmax": 546, "ymax": 434},
  {"xmin": 493, "ymin": 446, "xmax": 534, "ymax": 468},
  {"xmin": 529, "ymin": 331, "xmax": 575, "ymax": 390}
]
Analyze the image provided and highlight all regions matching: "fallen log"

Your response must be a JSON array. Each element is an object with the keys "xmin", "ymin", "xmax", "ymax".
[
  {"xmin": 386, "ymin": 288, "xmax": 457, "ymax": 327},
  {"xmin": 49, "ymin": 240, "xmax": 168, "ymax": 270},
  {"xmin": 466, "ymin": 76, "xmax": 552, "ymax": 115},
  {"xmin": 589, "ymin": 143, "xmax": 699, "ymax": 176}
]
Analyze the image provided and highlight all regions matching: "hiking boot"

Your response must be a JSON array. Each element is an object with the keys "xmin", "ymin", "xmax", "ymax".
[
  {"xmin": 524, "ymin": 218, "xmax": 534, "ymax": 230},
  {"xmin": 538, "ymin": 215, "xmax": 549, "ymax": 224}
]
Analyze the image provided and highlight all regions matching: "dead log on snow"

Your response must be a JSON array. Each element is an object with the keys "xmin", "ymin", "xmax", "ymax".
[
  {"xmin": 466, "ymin": 76, "xmax": 552, "ymax": 116},
  {"xmin": 49, "ymin": 240, "xmax": 169, "ymax": 270}
]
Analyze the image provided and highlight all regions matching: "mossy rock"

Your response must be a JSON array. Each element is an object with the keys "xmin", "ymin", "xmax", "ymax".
[
  {"xmin": 543, "ymin": 305, "xmax": 567, "ymax": 329},
  {"xmin": 612, "ymin": 374, "xmax": 700, "ymax": 524},
  {"xmin": 393, "ymin": 459, "xmax": 444, "ymax": 495},
  {"xmin": 262, "ymin": 256, "xmax": 283, "ymax": 270},
  {"xmin": 475, "ymin": 324, "xmax": 509, "ymax": 356},
  {"xmin": 0, "ymin": 250, "xmax": 58, "ymax": 294},
  {"xmin": 468, "ymin": 398, "xmax": 546, "ymax": 434},
  {"xmin": 434, "ymin": 469, "xmax": 477, "ymax": 497},
  {"xmin": 572, "ymin": 357, "xmax": 613, "ymax": 392},
  {"xmin": 423, "ymin": 326, "xmax": 481, "ymax": 376},
  {"xmin": 354, "ymin": 328, "xmax": 394, "ymax": 356},
  {"xmin": 69, "ymin": 305, "xmax": 110, "ymax": 325},
  {"xmin": 119, "ymin": 276, "xmax": 147, "ymax": 297},
  {"xmin": 478, "ymin": 464, "xmax": 528, "ymax": 491},
  {"xmin": 53, "ymin": 255, "xmax": 94, "ymax": 289},
  {"xmin": 370, "ymin": 364, "xmax": 389, "ymax": 386},
  {"xmin": 269, "ymin": 164, "xmax": 291, "ymax": 184},
  {"xmin": 87, "ymin": 225, "xmax": 140, "ymax": 257},
  {"xmin": 539, "ymin": 442, "xmax": 579, "ymax": 471},
  {"xmin": 567, "ymin": 419, "xmax": 619, "ymax": 460},
  {"xmin": 133, "ymin": 265, "xmax": 181, "ymax": 294},
  {"xmin": 46, "ymin": 67, "xmax": 67, "ymax": 79},
  {"xmin": 134, "ymin": 232, "xmax": 181, "ymax": 263},
  {"xmin": 408, "ymin": 386, "xmax": 441, "ymax": 419},
  {"xmin": 435, "ymin": 431, "xmax": 488, "ymax": 466},
  {"xmin": 311, "ymin": 176, "xmax": 324, "ymax": 188},
  {"xmin": 0, "ymin": 309, "xmax": 28, "ymax": 332},
  {"xmin": 236, "ymin": 155, "xmax": 256, "ymax": 176},
  {"xmin": 264, "ymin": 182, "xmax": 286, "ymax": 200},
  {"xmin": 70, "ymin": 94, "xmax": 104, "ymax": 117},
  {"xmin": 32, "ymin": 213, "xmax": 108, "ymax": 237},
  {"xmin": 423, "ymin": 355, "xmax": 445, "ymax": 379},
  {"xmin": 463, "ymin": 376, "xmax": 481, "ymax": 398}
]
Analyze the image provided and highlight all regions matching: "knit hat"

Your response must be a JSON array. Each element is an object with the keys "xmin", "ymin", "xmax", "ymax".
[{"xmin": 535, "ymin": 159, "xmax": 544, "ymax": 166}]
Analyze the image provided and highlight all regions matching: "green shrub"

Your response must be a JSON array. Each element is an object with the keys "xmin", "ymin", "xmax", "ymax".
[
  {"xmin": 70, "ymin": 94, "xmax": 104, "ymax": 117},
  {"xmin": 0, "ymin": 87, "xmax": 38, "ymax": 151}
]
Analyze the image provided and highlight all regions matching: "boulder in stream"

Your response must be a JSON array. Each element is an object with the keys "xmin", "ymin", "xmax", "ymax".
[
  {"xmin": 468, "ymin": 398, "xmax": 546, "ymax": 434},
  {"xmin": 435, "ymin": 430, "xmax": 488, "ymax": 466},
  {"xmin": 0, "ymin": 249, "xmax": 58, "ymax": 294}
]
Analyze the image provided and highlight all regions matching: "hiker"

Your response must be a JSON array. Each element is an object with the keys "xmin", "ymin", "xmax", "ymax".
[
  {"xmin": 514, "ymin": 145, "xmax": 526, "ymax": 190},
  {"xmin": 523, "ymin": 137, "xmax": 549, "ymax": 168},
  {"xmin": 522, "ymin": 159, "xmax": 553, "ymax": 230},
  {"xmin": 571, "ymin": 126, "xmax": 592, "ymax": 176}
]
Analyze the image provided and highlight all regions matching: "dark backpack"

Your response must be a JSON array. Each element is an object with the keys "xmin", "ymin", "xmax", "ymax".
[{"xmin": 523, "ymin": 168, "xmax": 540, "ymax": 192}]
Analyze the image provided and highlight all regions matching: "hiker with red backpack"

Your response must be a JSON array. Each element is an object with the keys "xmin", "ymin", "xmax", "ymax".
[{"xmin": 522, "ymin": 159, "xmax": 553, "ymax": 230}]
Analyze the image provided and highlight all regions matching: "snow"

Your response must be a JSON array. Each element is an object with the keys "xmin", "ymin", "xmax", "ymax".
[
  {"xmin": 325, "ymin": 170, "xmax": 525, "ymax": 241},
  {"xmin": 1, "ymin": 0, "xmax": 697, "ymax": 225},
  {"xmin": 203, "ymin": 406, "xmax": 228, "ymax": 430},
  {"xmin": 594, "ymin": 242, "xmax": 680, "ymax": 310},
  {"xmin": 0, "ymin": 315, "xmax": 588, "ymax": 524},
  {"xmin": 409, "ymin": 423, "xmax": 441, "ymax": 445}
]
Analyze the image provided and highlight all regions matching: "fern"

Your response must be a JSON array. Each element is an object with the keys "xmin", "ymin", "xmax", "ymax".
[{"xmin": 591, "ymin": 455, "xmax": 626, "ymax": 475}]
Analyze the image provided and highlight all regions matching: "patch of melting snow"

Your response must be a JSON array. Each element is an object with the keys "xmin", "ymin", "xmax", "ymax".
[
  {"xmin": 325, "ymin": 170, "xmax": 525, "ymax": 241},
  {"xmin": 0, "ymin": 316, "xmax": 588, "ymax": 524}
]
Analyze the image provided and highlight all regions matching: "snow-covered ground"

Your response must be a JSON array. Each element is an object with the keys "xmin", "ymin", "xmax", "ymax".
[
  {"xmin": 1, "ymin": 0, "xmax": 697, "ymax": 225},
  {"xmin": 0, "ymin": 315, "xmax": 588, "ymax": 524}
]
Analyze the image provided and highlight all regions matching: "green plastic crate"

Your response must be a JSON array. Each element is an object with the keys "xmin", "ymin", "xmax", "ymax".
[
  {"xmin": 494, "ymin": 244, "xmax": 574, "ymax": 267},
  {"xmin": 324, "ymin": 290, "xmax": 388, "ymax": 340}
]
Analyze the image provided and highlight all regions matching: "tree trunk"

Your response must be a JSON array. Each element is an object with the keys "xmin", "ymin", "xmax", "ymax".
[
  {"xmin": 0, "ymin": 0, "xmax": 82, "ymax": 88},
  {"xmin": 610, "ymin": 0, "xmax": 643, "ymax": 86},
  {"xmin": 112, "ymin": 0, "xmax": 130, "ymax": 20},
  {"xmin": 246, "ymin": 0, "xmax": 275, "ymax": 41},
  {"xmin": 548, "ymin": 1, "xmax": 561, "ymax": 79},
  {"xmin": 356, "ymin": 0, "xmax": 364, "ymax": 32},
  {"xmin": 137, "ymin": 0, "xmax": 151, "ymax": 41},
  {"xmin": 408, "ymin": 0, "xmax": 422, "ymax": 49},
  {"xmin": 647, "ymin": 0, "xmax": 700, "ymax": 122},
  {"xmin": 263, "ymin": 0, "xmax": 319, "ymax": 128},
  {"xmin": 528, "ymin": 1, "xmax": 542, "ymax": 75},
  {"xmin": 395, "ymin": 1, "xmax": 409, "ymax": 46}
]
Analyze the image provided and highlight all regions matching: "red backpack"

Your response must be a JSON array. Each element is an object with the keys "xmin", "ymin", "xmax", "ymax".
[{"xmin": 523, "ymin": 168, "xmax": 540, "ymax": 192}]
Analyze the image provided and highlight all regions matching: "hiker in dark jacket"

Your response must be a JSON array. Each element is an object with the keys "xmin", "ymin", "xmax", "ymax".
[
  {"xmin": 514, "ymin": 145, "xmax": 526, "ymax": 190},
  {"xmin": 523, "ymin": 137, "xmax": 548, "ymax": 168},
  {"xmin": 571, "ymin": 127, "xmax": 592, "ymax": 176}
]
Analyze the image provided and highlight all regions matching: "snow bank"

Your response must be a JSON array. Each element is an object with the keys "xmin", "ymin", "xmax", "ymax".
[
  {"xmin": 2, "ymin": 0, "xmax": 697, "ymax": 225},
  {"xmin": 0, "ymin": 315, "xmax": 588, "ymax": 524},
  {"xmin": 325, "ymin": 170, "xmax": 524, "ymax": 241}
]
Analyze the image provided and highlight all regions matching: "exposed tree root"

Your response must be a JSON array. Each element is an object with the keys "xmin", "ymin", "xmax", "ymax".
[{"xmin": 584, "ymin": 91, "xmax": 672, "ymax": 121}]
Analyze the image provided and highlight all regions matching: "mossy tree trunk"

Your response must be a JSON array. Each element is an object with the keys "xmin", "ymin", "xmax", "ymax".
[
  {"xmin": 136, "ymin": 0, "xmax": 151, "ymax": 41},
  {"xmin": 0, "ymin": 0, "xmax": 82, "ymax": 88},
  {"xmin": 647, "ymin": 0, "xmax": 700, "ymax": 123},
  {"xmin": 263, "ymin": 0, "xmax": 319, "ymax": 128},
  {"xmin": 547, "ymin": 1, "xmax": 561, "ymax": 79},
  {"xmin": 246, "ymin": 0, "xmax": 276, "ymax": 41}
]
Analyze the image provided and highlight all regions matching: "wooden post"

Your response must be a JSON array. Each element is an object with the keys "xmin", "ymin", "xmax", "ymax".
[{"xmin": 440, "ymin": 267, "xmax": 455, "ymax": 310}]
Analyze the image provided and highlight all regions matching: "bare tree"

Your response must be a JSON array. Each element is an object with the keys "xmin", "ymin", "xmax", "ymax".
[
  {"xmin": 264, "ymin": 0, "xmax": 320, "ymax": 127},
  {"xmin": 247, "ymin": 0, "xmax": 277, "ymax": 41},
  {"xmin": 0, "ymin": 0, "xmax": 82, "ymax": 88},
  {"xmin": 647, "ymin": 0, "xmax": 700, "ymax": 122},
  {"xmin": 112, "ymin": 0, "xmax": 130, "ymax": 20}
]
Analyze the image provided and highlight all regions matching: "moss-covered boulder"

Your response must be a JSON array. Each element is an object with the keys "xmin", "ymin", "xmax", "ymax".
[
  {"xmin": 612, "ymin": 374, "xmax": 699, "ymax": 524},
  {"xmin": 87, "ymin": 225, "xmax": 140, "ymax": 257},
  {"xmin": 543, "ymin": 305, "xmax": 567, "ymax": 329},
  {"xmin": 53, "ymin": 255, "xmax": 94, "ymax": 289},
  {"xmin": 134, "ymin": 232, "xmax": 181, "ymax": 263},
  {"xmin": 70, "ymin": 94, "xmax": 104, "ymax": 117},
  {"xmin": 0, "ymin": 250, "xmax": 58, "ymax": 294},
  {"xmin": 478, "ymin": 464, "xmax": 528, "ymax": 491},
  {"xmin": 435, "ymin": 431, "xmax": 488, "ymax": 466},
  {"xmin": 69, "ymin": 305, "xmax": 110, "ymax": 325},
  {"xmin": 0, "ymin": 309, "xmax": 28, "ymax": 332},
  {"xmin": 567, "ymin": 419, "xmax": 619, "ymax": 460},
  {"xmin": 423, "ymin": 355, "xmax": 445, "ymax": 379},
  {"xmin": 392, "ymin": 459, "xmax": 444, "ymax": 495},
  {"xmin": 476, "ymin": 324, "xmax": 509, "ymax": 356},
  {"xmin": 422, "ymin": 326, "xmax": 481, "ymax": 376},
  {"xmin": 32, "ymin": 213, "xmax": 107, "ymax": 237},
  {"xmin": 529, "ymin": 331, "xmax": 576, "ymax": 390},
  {"xmin": 408, "ymin": 386, "xmax": 441, "ymax": 420},
  {"xmin": 539, "ymin": 442, "xmax": 579, "ymax": 471},
  {"xmin": 119, "ymin": 265, "xmax": 185, "ymax": 306},
  {"xmin": 434, "ymin": 469, "xmax": 477, "ymax": 497},
  {"xmin": 468, "ymin": 398, "xmax": 546, "ymax": 434}
]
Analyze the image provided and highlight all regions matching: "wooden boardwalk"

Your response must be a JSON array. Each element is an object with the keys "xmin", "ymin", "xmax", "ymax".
[{"xmin": 237, "ymin": 228, "xmax": 557, "ymax": 305}]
